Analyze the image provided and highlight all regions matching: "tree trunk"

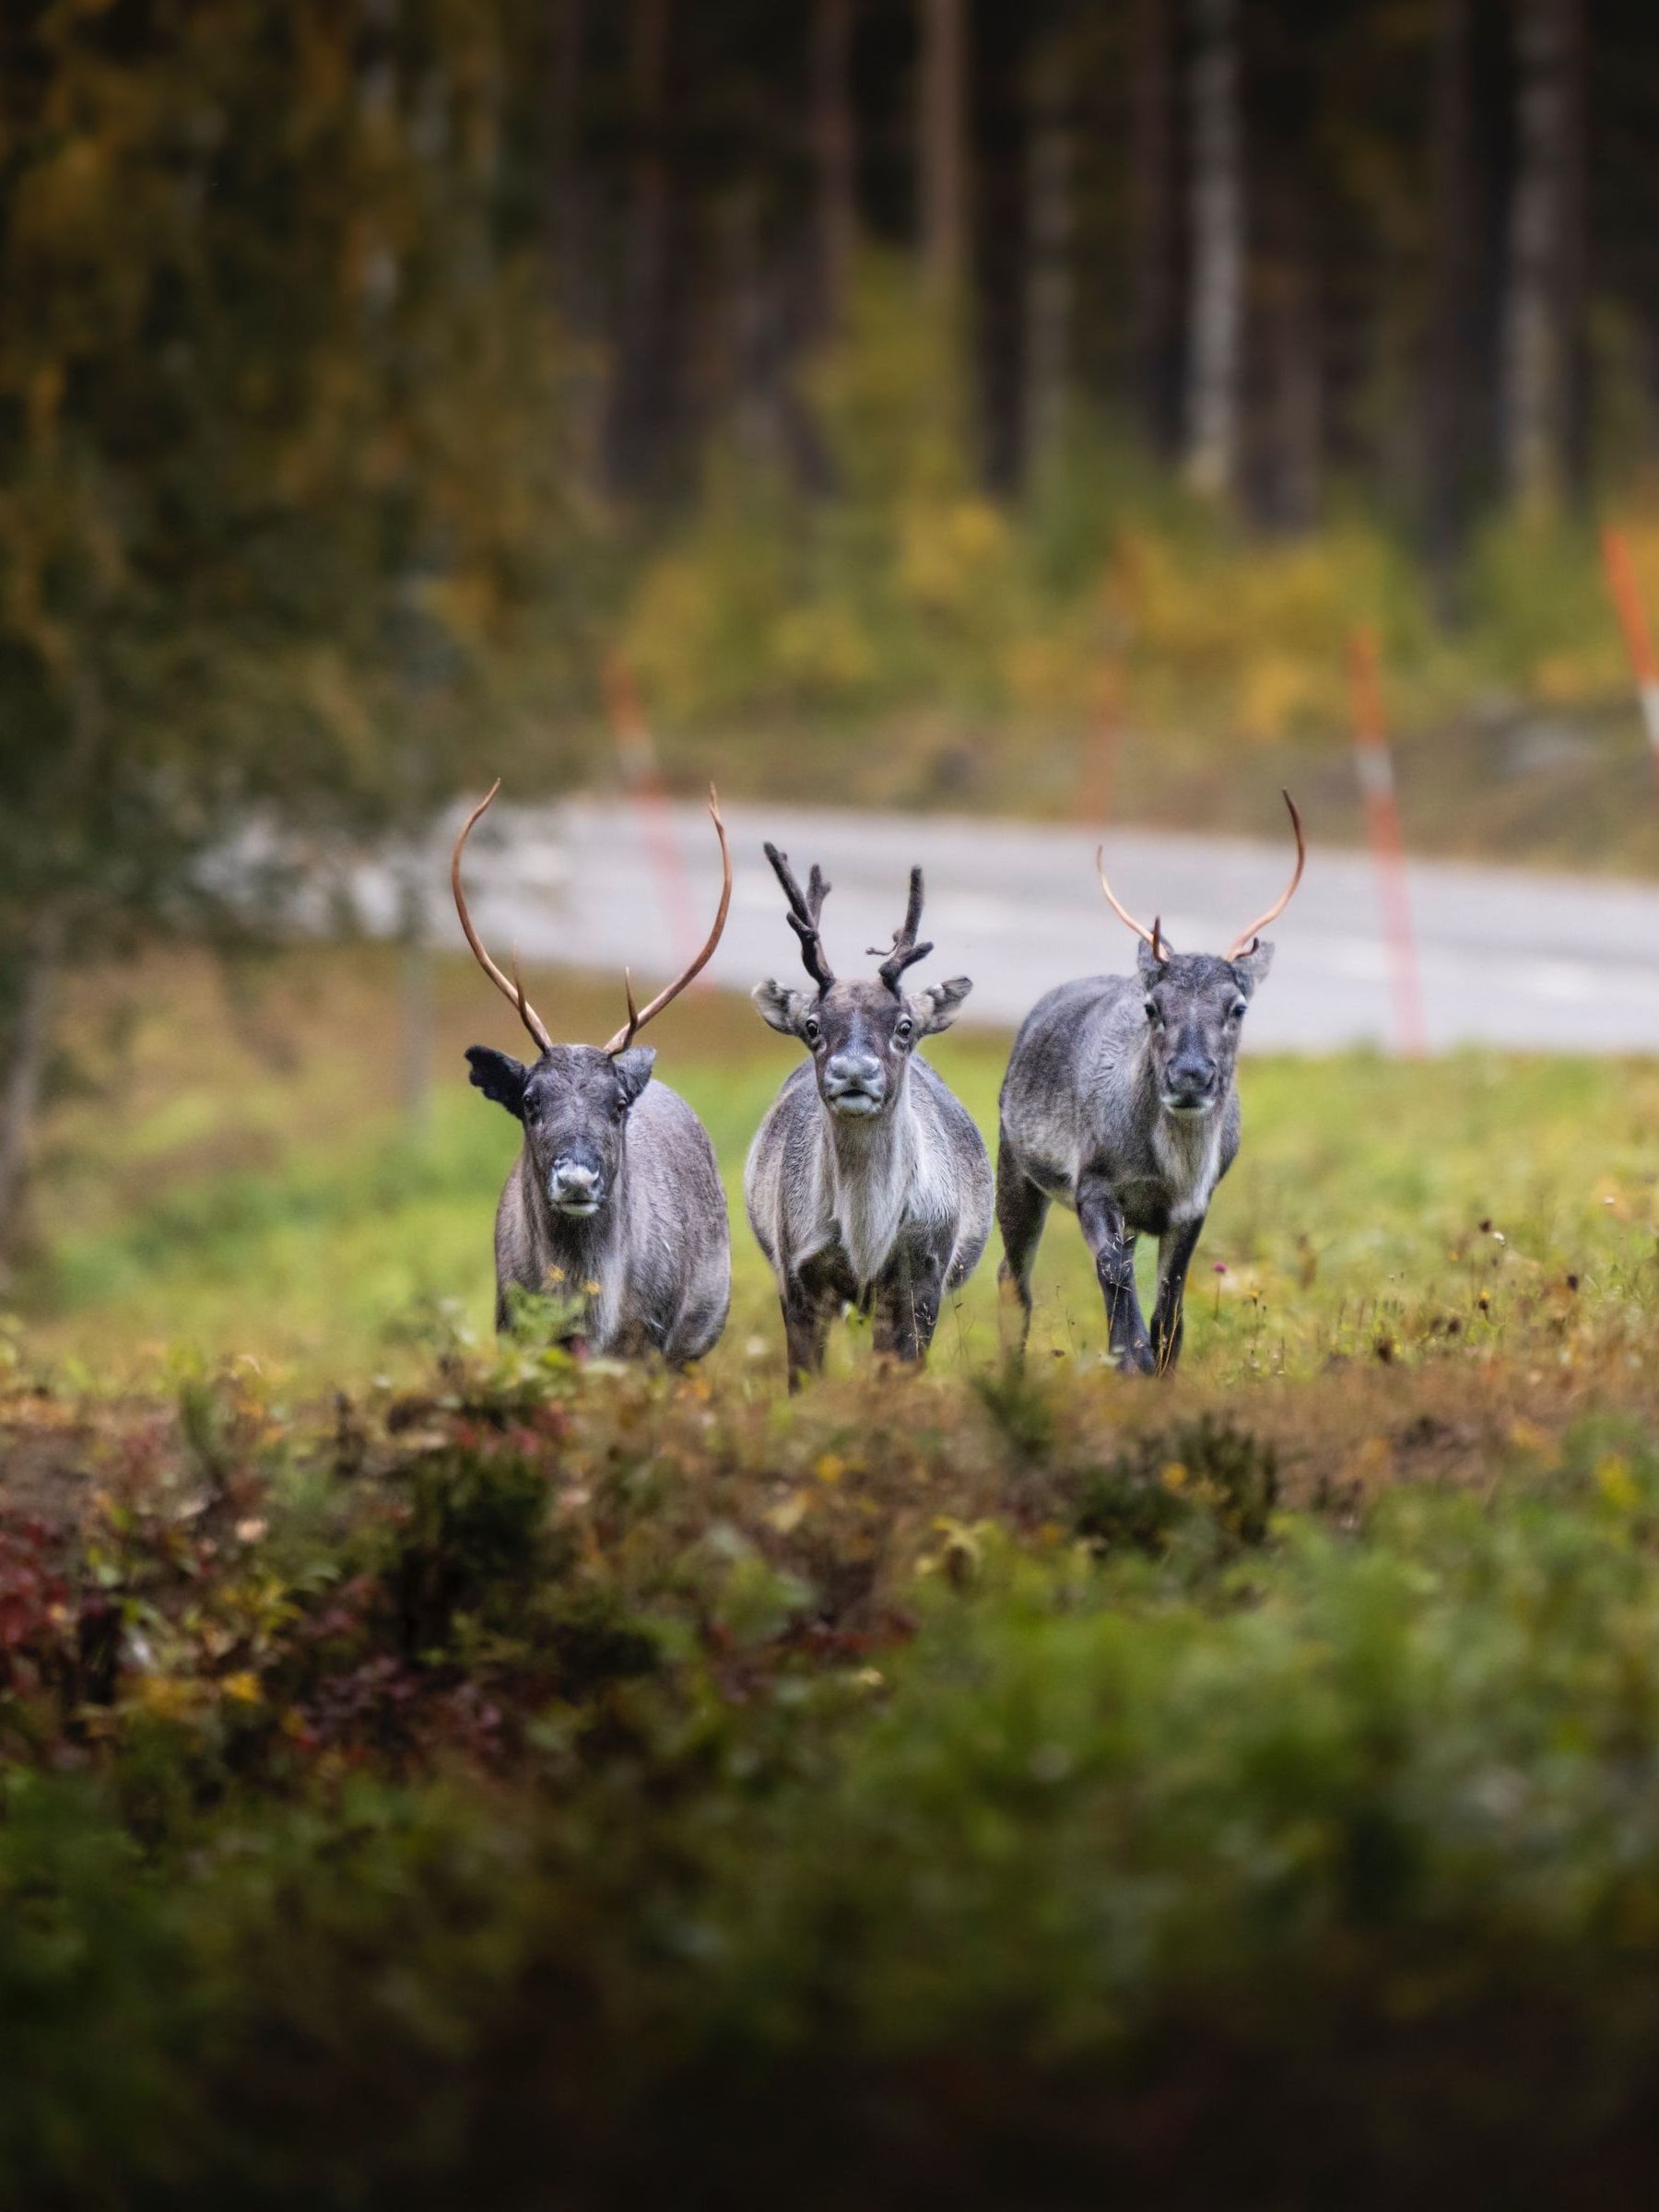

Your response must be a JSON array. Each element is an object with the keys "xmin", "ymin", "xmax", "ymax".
[
  {"xmin": 546, "ymin": 0, "xmax": 587, "ymax": 326},
  {"xmin": 0, "ymin": 911, "xmax": 64, "ymax": 1278},
  {"xmin": 1128, "ymin": 0, "xmax": 1178, "ymax": 454},
  {"xmin": 917, "ymin": 0, "xmax": 968, "ymax": 303},
  {"xmin": 604, "ymin": 0, "xmax": 675, "ymax": 495},
  {"xmin": 1184, "ymin": 0, "xmax": 1244, "ymax": 500},
  {"xmin": 1425, "ymin": 0, "xmax": 1473, "ymax": 607},
  {"xmin": 1262, "ymin": 228, "xmax": 1321, "ymax": 531},
  {"xmin": 812, "ymin": 0, "xmax": 856, "ymax": 341},
  {"xmin": 1502, "ymin": 0, "xmax": 1587, "ymax": 514},
  {"xmin": 1021, "ymin": 29, "xmax": 1073, "ymax": 481}
]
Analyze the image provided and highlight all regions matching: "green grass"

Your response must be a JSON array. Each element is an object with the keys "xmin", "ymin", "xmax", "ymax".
[{"xmin": 25, "ymin": 947, "xmax": 1659, "ymax": 1398}]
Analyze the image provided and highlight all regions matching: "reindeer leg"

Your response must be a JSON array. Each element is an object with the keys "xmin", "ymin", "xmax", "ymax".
[
  {"xmin": 995, "ymin": 1136, "xmax": 1049, "ymax": 1359},
  {"xmin": 782, "ymin": 1254, "xmax": 843, "ymax": 1392},
  {"xmin": 1150, "ymin": 1217, "xmax": 1206, "ymax": 1374},
  {"xmin": 1077, "ymin": 1171, "xmax": 1156, "ymax": 1375},
  {"xmin": 874, "ymin": 1233, "xmax": 951, "ymax": 1368}
]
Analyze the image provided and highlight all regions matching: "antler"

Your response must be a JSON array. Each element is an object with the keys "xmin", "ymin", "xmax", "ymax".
[
  {"xmin": 453, "ymin": 781, "xmax": 554, "ymax": 1053},
  {"xmin": 1096, "ymin": 847, "xmax": 1170, "ymax": 965},
  {"xmin": 763, "ymin": 842, "xmax": 835, "ymax": 991},
  {"xmin": 602, "ymin": 785, "xmax": 734, "ymax": 1053},
  {"xmin": 868, "ymin": 865, "xmax": 935, "ymax": 992},
  {"xmin": 1225, "ymin": 790, "xmax": 1306, "ymax": 959}
]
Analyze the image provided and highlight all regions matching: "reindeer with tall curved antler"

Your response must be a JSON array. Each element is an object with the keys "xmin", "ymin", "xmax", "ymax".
[
  {"xmin": 997, "ymin": 793, "xmax": 1306, "ymax": 1374},
  {"xmin": 453, "ymin": 782, "xmax": 734, "ymax": 1360},
  {"xmin": 746, "ymin": 847, "xmax": 993, "ymax": 1386}
]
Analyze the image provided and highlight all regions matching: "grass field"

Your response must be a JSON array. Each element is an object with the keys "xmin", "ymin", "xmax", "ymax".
[
  {"xmin": 5, "ymin": 947, "xmax": 1659, "ymax": 2204},
  {"xmin": 25, "ymin": 943, "xmax": 1659, "ymax": 1399}
]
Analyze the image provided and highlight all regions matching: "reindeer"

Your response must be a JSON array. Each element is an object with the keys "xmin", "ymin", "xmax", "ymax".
[
  {"xmin": 746, "ymin": 848, "xmax": 994, "ymax": 1385},
  {"xmin": 453, "ymin": 782, "xmax": 733, "ymax": 1362},
  {"xmin": 996, "ymin": 793, "xmax": 1305, "ymax": 1374}
]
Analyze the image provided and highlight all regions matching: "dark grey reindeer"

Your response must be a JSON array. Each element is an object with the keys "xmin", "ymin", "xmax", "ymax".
[
  {"xmin": 996, "ymin": 793, "xmax": 1305, "ymax": 1374},
  {"xmin": 746, "ymin": 848, "xmax": 994, "ymax": 1386},
  {"xmin": 453, "ymin": 782, "xmax": 734, "ymax": 1362}
]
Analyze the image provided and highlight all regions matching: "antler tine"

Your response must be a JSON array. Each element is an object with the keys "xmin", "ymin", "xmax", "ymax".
[
  {"xmin": 872, "ymin": 865, "xmax": 935, "ymax": 991},
  {"xmin": 1225, "ymin": 790, "xmax": 1306, "ymax": 960},
  {"xmin": 453, "ymin": 782, "xmax": 553, "ymax": 1053},
  {"xmin": 763, "ymin": 840, "xmax": 835, "ymax": 989},
  {"xmin": 1096, "ymin": 843, "xmax": 1164, "ymax": 959},
  {"xmin": 601, "ymin": 785, "xmax": 734, "ymax": 1054}
]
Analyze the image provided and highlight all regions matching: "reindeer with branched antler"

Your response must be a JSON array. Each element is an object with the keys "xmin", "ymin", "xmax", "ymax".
[
  {"xmin": 996, "ymin": 793, "xmax": 1306, "ymax": 1374},
  {"xmin": 453, "ymin": 782, "xmax": 734, "ymax": 1361},
  {"xmin": 746, "ymin": 846, "xmax": 993, "ymax": 1386}
]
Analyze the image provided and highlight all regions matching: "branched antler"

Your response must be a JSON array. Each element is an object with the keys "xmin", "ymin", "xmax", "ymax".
[
  {"xmin": 868, "ymin": 865, "xmax": 935, "ymax": 992},
  {"xmin": 763, "ymin": 843, "xmax": 835, "ymax": 990}
]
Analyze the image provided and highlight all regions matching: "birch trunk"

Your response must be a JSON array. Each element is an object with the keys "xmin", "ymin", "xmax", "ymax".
[{"xmin": 1502, "ymin": 0, "xmax": 1586, "ymax": 513}]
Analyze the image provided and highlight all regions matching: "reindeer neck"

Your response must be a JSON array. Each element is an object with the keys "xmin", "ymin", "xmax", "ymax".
[{"xmin": 820, "ymin": 1079, "xmax": 919, "ymax": 1199}]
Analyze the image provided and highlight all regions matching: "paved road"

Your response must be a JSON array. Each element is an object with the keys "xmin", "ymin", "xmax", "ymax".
[{"xmin": 358, "ymin": 796, "xmax": 1659, "ymax": 1053}]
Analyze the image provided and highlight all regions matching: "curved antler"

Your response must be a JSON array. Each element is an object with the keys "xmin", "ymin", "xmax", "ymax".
[
  {"xmin": 453, "ymin": 782, "xmax": 553, "ymax": 1053},
  {"xmin": 1226, "ymin": 790, "xmax": 1305, "ymax": 959},
  {"xmin": 868, "ymin": 865, "xmax": 935, "ymax": 992},
  {"xmin": 602, "ymin": 785, "xmax": 733, "ymax": 1054},
  {"xmin": 764, "ymin": 841, "xmax": 835, "ymax": 990},
  {"xmin": 1096, "ymin": 848, "xmax": 1169, "ymax": 964}
]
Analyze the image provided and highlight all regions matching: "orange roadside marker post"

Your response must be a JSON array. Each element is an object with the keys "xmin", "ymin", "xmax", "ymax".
[
  {"xmin": 1347, "ymin": 626, "xmax": 1428, "ymax": 1058},
  {"xmin": 601, "ymin": 652, "xmax": 706, "ymax": 976},
  {"xmin": 1600, "ymin": 525, "xmax": 1659, "ymax": 799}
]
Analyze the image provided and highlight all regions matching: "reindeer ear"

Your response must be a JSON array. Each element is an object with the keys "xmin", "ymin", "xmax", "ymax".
[
  {"xmin": 612, "ymin": 1046, "xmax": 656, "ymax": 1105},
  {"xmin": 466, "ymin": 1046, "xmax": 528, "ymax": 1119},
  {"xmin": 909, "ymin": 976, "xmax": 972, "ymax": 1035},
  {"xmin": 1135, "ymin": 937, "xmax": 1171, "ymax": 980},
  {"xmin": 753, "ymin": 980, "xmax": 810, "ymax": 1036},
  {"xmin": 1230, "ymin": 940, "xmax": 1275, "ymax": 994}
]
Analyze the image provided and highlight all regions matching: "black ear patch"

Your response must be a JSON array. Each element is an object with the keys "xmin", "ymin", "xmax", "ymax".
[{"xmin": 466, "ymin": 1045, "xmax": 528, "ymax": 1119}]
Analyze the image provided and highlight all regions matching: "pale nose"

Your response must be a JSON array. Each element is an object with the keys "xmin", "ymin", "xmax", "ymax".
[
  {"xmin": 551, "ymin": 1160, "xmax": 599, "ymax": 1195},
  {"xmin": 826, "ymin": 1050, "xmax": 882, "ymax": 1089}
]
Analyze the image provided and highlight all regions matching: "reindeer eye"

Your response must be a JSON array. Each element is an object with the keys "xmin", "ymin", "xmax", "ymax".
[
  {"xmin": 1230, "ymin": 998, "xmax": 1247, "ymax": 1021},
  {"xmin": 803, "ymin": 1015, "xmax": 821, "ymax": 1045},
  {"xmin": 895, "ymin": 1017, "xmax": 913, "ymax": 1045},
  {"xmin": 1143, "ymin": 997, "xmax": 1160, "ymax": 1025}
]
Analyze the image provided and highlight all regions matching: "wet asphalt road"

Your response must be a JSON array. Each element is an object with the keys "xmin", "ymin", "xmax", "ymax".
[{"xmin": 357, "ymin": 795, "xmax": 1659, "ymax": 1053}]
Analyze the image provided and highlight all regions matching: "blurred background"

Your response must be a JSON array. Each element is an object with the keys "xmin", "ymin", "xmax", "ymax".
[{"xmin": 4, "ymin": 0, "xmax": 1659, "ymax": 1371}]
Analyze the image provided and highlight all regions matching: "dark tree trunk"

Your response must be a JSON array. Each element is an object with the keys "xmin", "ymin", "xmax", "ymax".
[
  {"xmin": 547, "ymin": 0, "xmax": 589, "ymax": 326},
  {"xmin": 1021, "ymin": 29, "xmax": 1073, "ymax": 481},
  {"xmin": 918, "ymin": 0, "xmax": 969, "ymax": 302},
  {"xmin": 811, "ymin": 0, "xmax": 856, "ymax": 341},
  {"xmin": 1185, "ymin": 0, "xmax": 1244, "ymax": 499},
  {"xmin": 1258, "ymin": 214, "xmax": 1322, "ymax": 532},
  {"xmin": 1128, "ymin": 0, "xmax": 1179, "ymax": 454},
  {"xmin": 604, "ymin": 0, "xmax": 676, "ymax": 496},
  {"xmin": 1425, "ymin": 0, "xmax": 1474, "ymax": 607},
  {"xmin": 1502, "ymin": 0, "xmax": 1587, "ymax": 512}
]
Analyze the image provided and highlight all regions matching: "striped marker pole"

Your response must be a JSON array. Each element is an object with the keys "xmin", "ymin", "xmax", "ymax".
[
  {"xmin": 600, "ymin": 652, "xmax": 705, "ymax": 973},
  {"xmin": 1600, "ymin": 526, "xmax": 1659, "ymax": 797},
  {"xmin": 1347, "ymin": 625, "xmax": 1428, "ymax": 1057}
]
